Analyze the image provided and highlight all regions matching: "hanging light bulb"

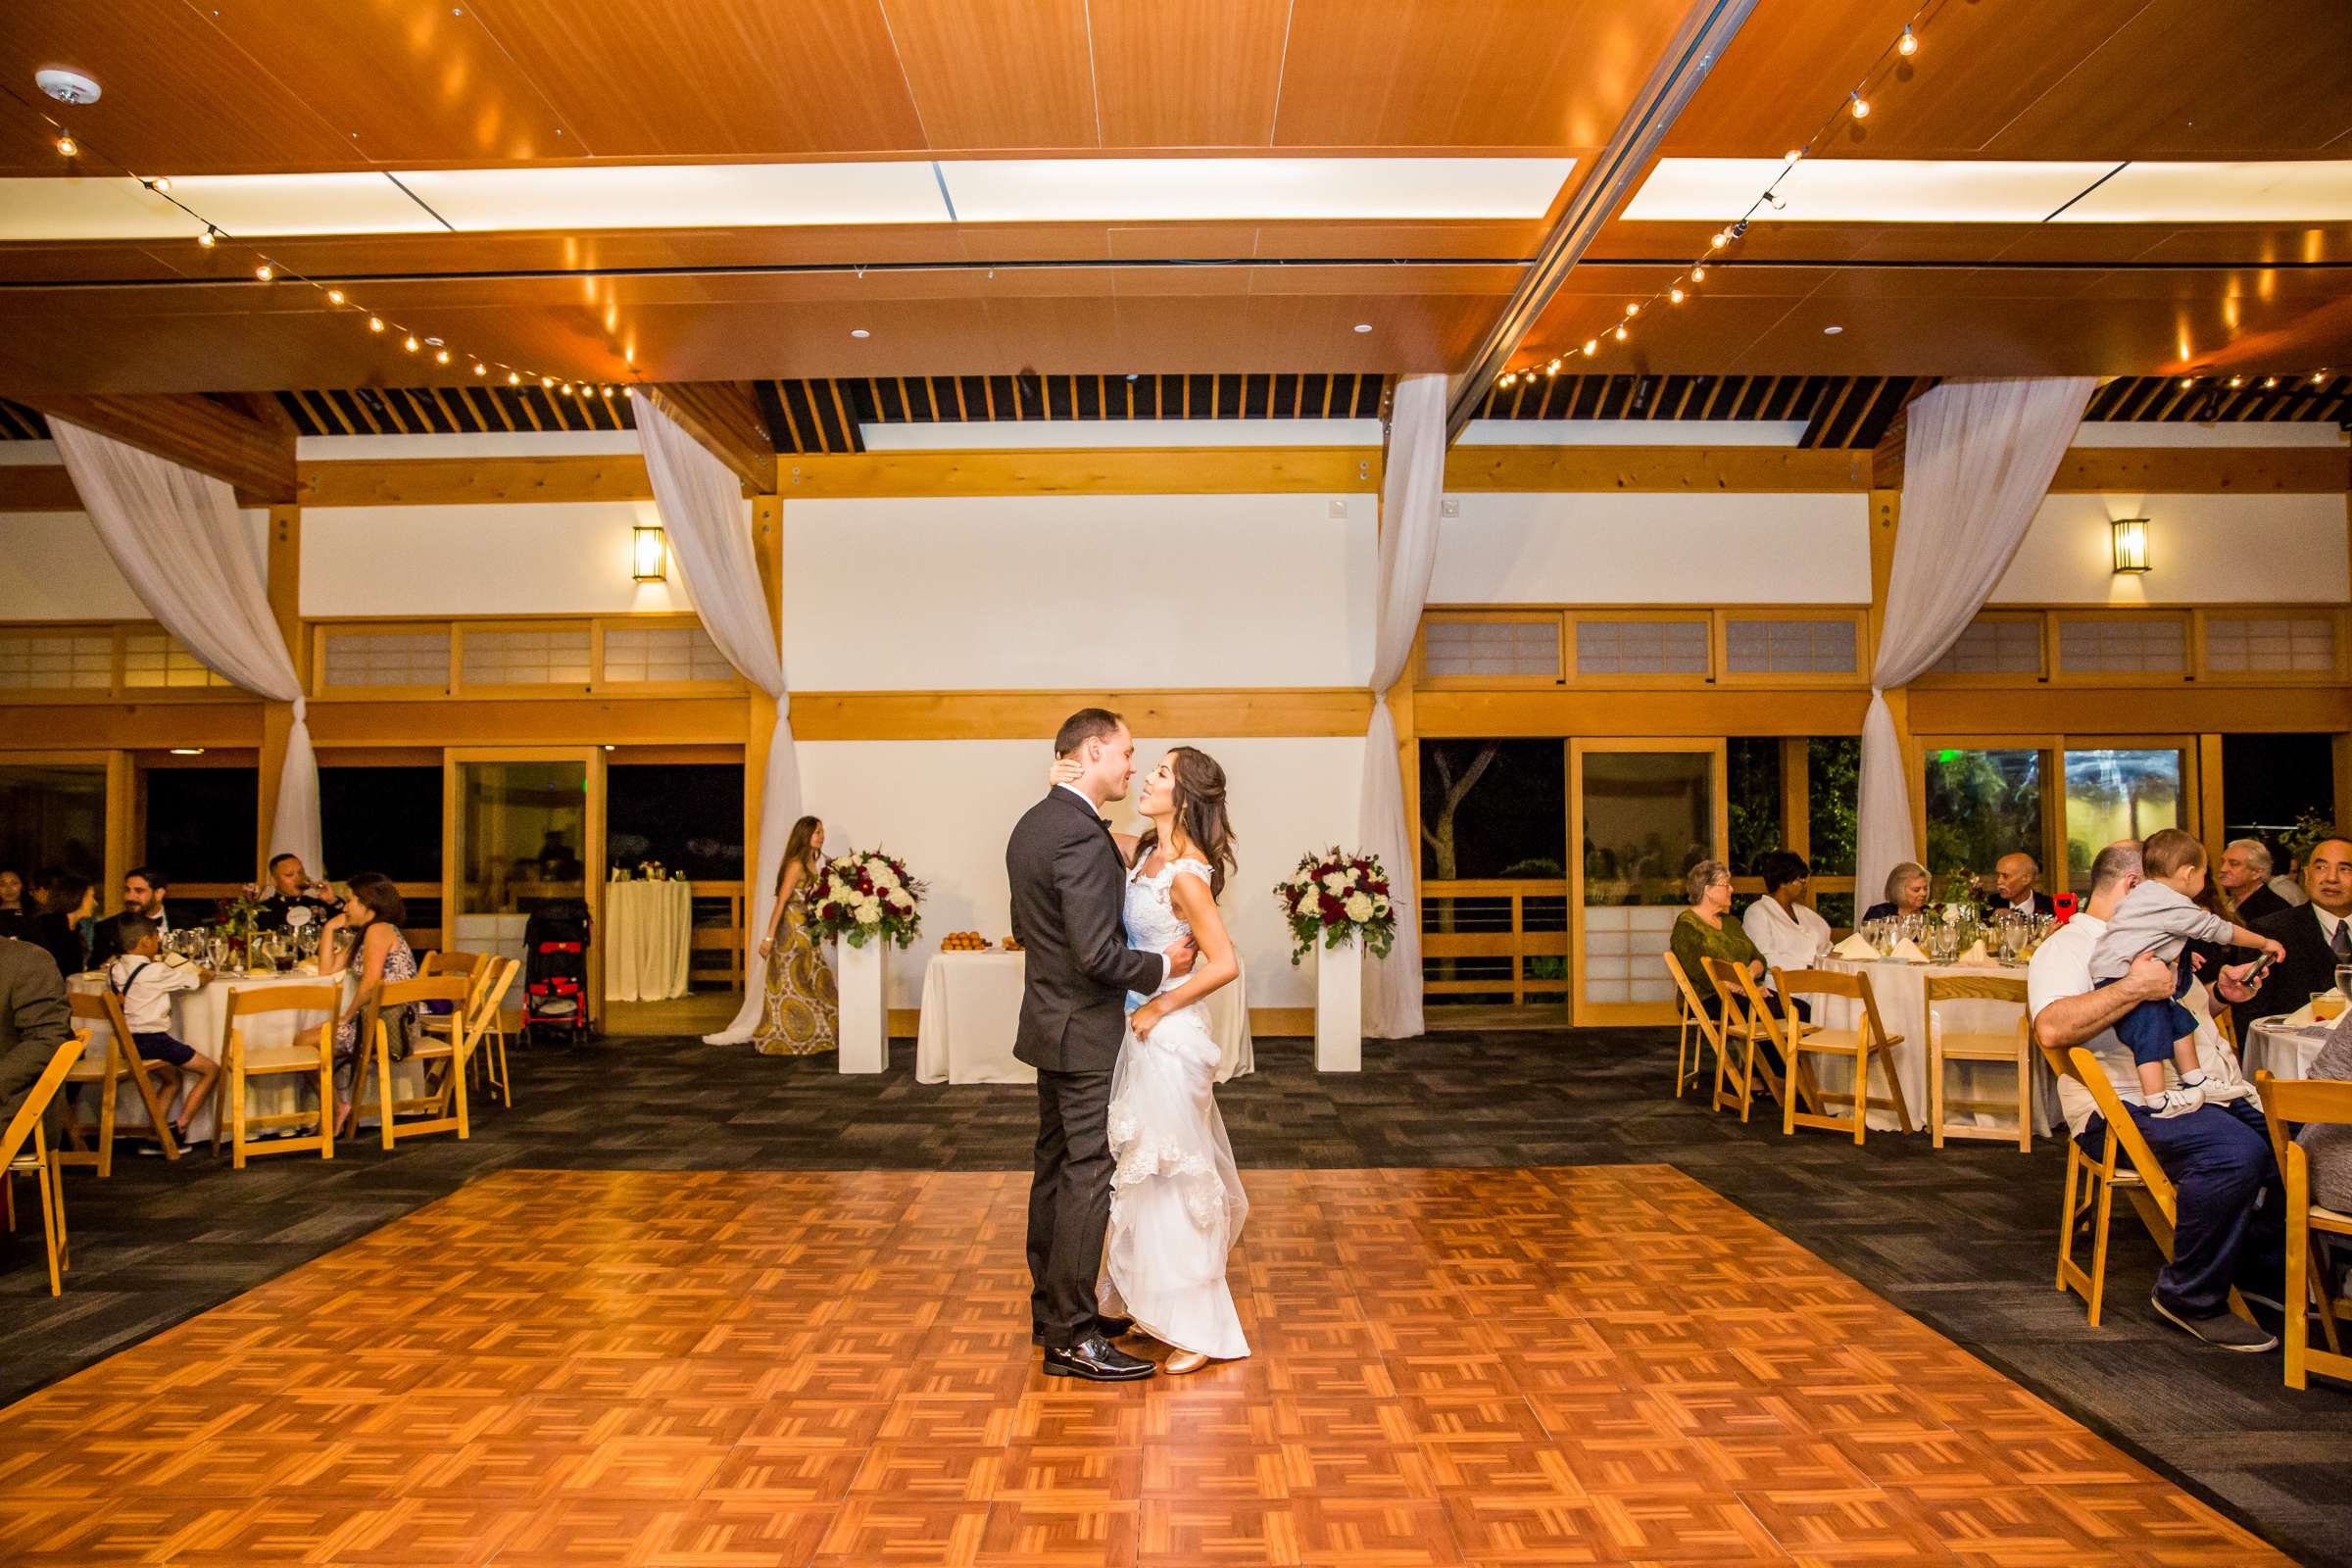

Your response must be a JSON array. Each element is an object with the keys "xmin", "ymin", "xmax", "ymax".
[
  {"xmin": 325, "ymin": 288, "xmax": 344, "ymax": 305},
  {"xmin": 1624, "ymin": 303, "xmax": 1641, "ymax": 318},
  {"xmin": 1669, "ymin": 286, "xmax": 1686, "ymax": 305},
  {"xmin": 1784, "ymin": 149, "xmax": 1803, "ymax": 163},
  {"xmin": 143, "ymin": 175, "xmax": 172, "ymax": 194},
  {"xmin": 2178, "ymin": 376, "xmax": 2195, "ymax": 388},
  {"xmin": 1850, "ymin": 92, "xmax": 1871, "ymax": 119},
  {"xmin": 1897, "ymin": 25, "xmax": 1918, "ymax": 56},
  {"xmin": 1546, "ymin": 358, "xmax": 1562, "ymax": 374},
  {"xmin": 55, "ymin": 134, "xmax": 77, "ymax": 157},
  {"xmin": 1498, "ymin": 371, "xmax": 1516, "ymax": 388},
  {"xmin": 508, "ymin": 370, "xmax": 521, "ymax": 385},
  {"xmin": 434, "ymin": 348, "xmax": 450, "ymax": 365},
  {"xmin": 1710, "ymin": 230, "xmax": 1729, "ymax": 249},
  {"xmin": 368, "ymin": 315, "xmax": 385, "ymax": 332},
  {"xmin": 2227, "ymin": 375, "xmax": 2244, "ymax": 388},
  {"xmin": 1582, "ymin": 338, "xmax": 1597, "ymax": 356},
  {"xmin": 601, "ymin": 385, "xmax": 614, "ymax": 398},
  {"xmin": 473, "ymin": 362, "xmax": 487, "ymax": 376},
  {"xmin": 254, "ymin": 263, "xmax": 273, "ymax": 281},
  {"xmin": 1614, "ymin": 324, "xmax": 1628, "ymax": 341},
  {"xmin": 2316, "ymin": 370, "xmax": 2331, "ymax": 384},
  {"xmin": 197, "ymin": 225, "xmax": 218, "ymax": 249},
  {"xmin": 540, "ymin": 375, "xmax": 554, "ymax": 389},
  {"xmin": 403, "ymin": 335, "xmax": 419, "ymax": 353},
  {"xmin": 1690, "ymin": 265, "xmax": 1706, "ymax": 281},
  {"xmin": 2262, "ymin": 376, "xmax": 2278, "ymax": 389}
]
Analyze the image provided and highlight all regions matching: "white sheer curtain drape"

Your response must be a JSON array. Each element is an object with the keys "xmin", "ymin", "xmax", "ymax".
[
  {"xmin": 50, "ymin": 419, "xmax": 322, "ymax": 876},
  {"xmin": 636, "ymin": 392, "xmax": 802, "ymax": 1045},
  {"xmin": 1358, "ymin": 372, "xmax": 1447, "ymax": 1040},
  {"xmin": 1855, "ymin": 376, "xmax": 2095, "ymax": 908}
]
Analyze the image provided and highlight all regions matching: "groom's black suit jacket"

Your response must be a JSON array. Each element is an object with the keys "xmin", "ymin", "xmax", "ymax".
[{"xmin": 1007, "ymin": 788, "xmax": 1163, "ymax": 1075}]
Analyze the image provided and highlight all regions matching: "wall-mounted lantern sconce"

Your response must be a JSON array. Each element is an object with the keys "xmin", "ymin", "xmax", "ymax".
[
  {"xmin": 631, "ymin": 524, "xmax": 668, "ymax": 582},
  {"xmin": 2110, "ymin": 516, "xmax": 2151, "ymax": 574}
]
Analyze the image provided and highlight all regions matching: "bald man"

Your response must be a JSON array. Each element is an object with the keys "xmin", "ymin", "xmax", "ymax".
[{"xmin": 1983, "ymin": 853, "xmax": 2056, "ymax": 918}]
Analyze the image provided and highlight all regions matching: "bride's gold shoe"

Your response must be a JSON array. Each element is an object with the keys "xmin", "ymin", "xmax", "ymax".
[{"xmin": 1162, "ymin": 1350, "xmax": 1209, "ymax": 1375}]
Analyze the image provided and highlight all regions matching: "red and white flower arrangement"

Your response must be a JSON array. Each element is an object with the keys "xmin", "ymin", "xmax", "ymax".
[
  {"xmin": 808, "ymin": 849, "xmax": 927, "ymax": 951},
  {"xmin": 1275, "ymin": 847, "xmax": 1396, "ymax": 964}
]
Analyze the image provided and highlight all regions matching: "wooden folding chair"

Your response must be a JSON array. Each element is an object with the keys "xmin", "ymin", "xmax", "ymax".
[
  {"xmin": 1768, "ymin": 968, "xmax": 1911, "ymax": 1145},
  {"xmin": 1923, "ymin": 973, "xmax": 2034, "ymax": 1152},
  {"xmin": 468, "ymin": 958, "xmax": 520, "ymax": 1109},
  {"xmin": 220, "ymin": 983, "xmax": 342, "ymax": 1169},
  {"xmin": 3, "ymin": 1035, "xmax": 90, "ymax": 1297},
  {"xmin": 2047, "ymin": 1043, "xmax": 2256, "ymax": 1329},
  {"xmin": 354, "ymin": 975, "xmax": 477, "ymax": 1150},
  {"xmin": 1700, "ymin": 956, "xmax": 1780, "ymax": 1121},
  {"xmin": 2254, "ymin": 1072, "xmax": 2352, "ymax": 1390},
  {"xmin": 418, "ymin": 949, "xmax": 488, "ymax": 1048},
  {"xmin": 61, "ymin": 990, "xmax": 182, "ymax": 1175},
  {"xmin": 1661, "ymin": 953, "xmax": 1717, "ymax": 1100}
]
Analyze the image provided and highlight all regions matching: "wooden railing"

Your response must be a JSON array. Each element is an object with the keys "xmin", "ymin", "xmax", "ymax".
[{"xmin": 1421, "ymin": 878, "xmax": 1570, "ymax": 1007}]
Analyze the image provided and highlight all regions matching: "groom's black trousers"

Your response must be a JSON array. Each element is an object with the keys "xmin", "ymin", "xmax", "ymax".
[{"xmin": 1029, "ymin": 1062, "xmax": 1115, "ymax": 1349}]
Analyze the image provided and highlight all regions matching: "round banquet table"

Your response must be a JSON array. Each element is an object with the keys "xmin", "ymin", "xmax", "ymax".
[
  {"xmin": 66, "ymin": 966, "xmax": 429, "ymax": 1145},
  {"xmin": 604, "ymin": 877, "xmax": 692, "ymax": 1003},
  {"xmin": 915, "ymin": 951, "xmax": 1254, "ymax": 1086},
  {"xmin": 1810, "ymin": 957, "xmax": 2060, "ymax": 1137},
  {"xmin": 2241, "ymin": 1015, "xmax": 2335, "ymax": 1083}
]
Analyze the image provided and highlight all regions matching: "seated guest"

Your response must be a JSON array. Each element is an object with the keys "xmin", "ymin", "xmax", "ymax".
[
  {"xmin": 29, "ymin": 876, "xmax": 97, "ymax": 980},
  {"xmin": 1, "ymin": 931, "xmax": 74, "ymax": 1139},
  {"xmin": 88, "ymin": 866, "xmax": 172, "ymax": 969},
  {"xmin": 1981, "ymin": 853, "xmax": 2056, "ymax": 918},
  {"xmin": 103, "ymin": 914, "xmax": 219, "ymax": 1144},
  {"xmin": 1741, "ymin": 851, "xmax": 1832, "ymax": 974},
  {"xmin": 2269, "ymin": 840, "xmax": 2311, "ymax": 908},
  {"xmin": 2251, "ymin": 835, "xmax": 2352, "ymax": 1020},
  {"xmin": 316, "ymin": 873, "xmax": 418, "ymax": 1137},
  {"xmin": 2031, "ymin": 838, "xmax": 2282, "ymax": 1351},
  {"xmin": 0, "ymin": 867, "xmax": 30, "ymax": 941},
  {"xmin": 2217, "ymin": 838, "xmax": 2288, "ymax": 927},
  {"xmin": 257, "ymin": 854, "xmax": 338, "ymax": 931},
  {"xmin": 1860, "ymin": 859, "xmax": 1931, "ymax": 924}
]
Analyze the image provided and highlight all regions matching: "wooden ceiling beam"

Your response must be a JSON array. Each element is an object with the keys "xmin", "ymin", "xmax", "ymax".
[
  {"xmin": 1446, "ymin": 0, "xmax": 1762, "ymax": 440},
  {"xmin": 11, "ymin": 392, "xmax": 298, "ymax": 504},
  {"xmin": 1869, "ymin": 378, "xmax": 1937, "ymax": 490},
  {"xmin": 644, "ymin": 382, "xmax": 778, "ymax": 495}
]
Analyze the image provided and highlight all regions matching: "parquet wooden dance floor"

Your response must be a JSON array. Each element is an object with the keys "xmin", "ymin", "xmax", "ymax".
[{"xmin": 0, "ymin": 1165, "xmax": 2287, "ymax": 1567}]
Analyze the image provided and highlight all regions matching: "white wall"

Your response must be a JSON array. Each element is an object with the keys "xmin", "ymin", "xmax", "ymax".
[
  {"xmin": 0, "ymin": 508, "xmax": 268, "ymax": 621},
  {"xmin": 1428, "ymin": 491, "xmax": 1872, "ymax": 605},
  {"xmin": 1991, "ymin": 492, "xmax": 2350, "ymax": 606},
  {"xmin": 783, "ymin": 494, "xmax": 1374, "ymax": 689},
  {"xmin": 303, "ymin": 500, "xmax": 699, "ymax": 617},
  {"xmin": 797, "ymin": 735, "xmax": 1365, "ymax": 1010}
]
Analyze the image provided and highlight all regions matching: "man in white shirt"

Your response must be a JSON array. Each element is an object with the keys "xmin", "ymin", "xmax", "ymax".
[
  {"xmin": 1741, "ymin": 851, "xmax": 1832, "ymax": 973},
  {"xmin": 2029, "ymin": 840, "xmax": 2282, "ymax": 1352}
]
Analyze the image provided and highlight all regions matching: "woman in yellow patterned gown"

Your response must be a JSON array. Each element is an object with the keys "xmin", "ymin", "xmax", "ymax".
[{"xmin": 754, "ymin": 816, "xmax": 838, "ymax": 1055}]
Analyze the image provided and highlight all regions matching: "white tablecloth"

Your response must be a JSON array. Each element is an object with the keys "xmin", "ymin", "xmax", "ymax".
[
  {"xmin": 67, "ymin": 968, "xmax": 425, "ymax": 1145},
  {"xmin": 915, "ymin": 952, "xmax": 1254, "ymax": 1086},
  {"xmin": 2243, "ymin": 1017, "xmax": 2334, "ymax": 1083},
  {"xmin": 1810, "ymin": 958, "xmax": 2058, "ymax": 1136},
  {"xmin": 605, "ymin": 878, "xmax": 692, "ymax": 1002}
]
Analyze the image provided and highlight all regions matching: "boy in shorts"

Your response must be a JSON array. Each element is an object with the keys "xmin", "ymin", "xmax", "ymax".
[{"xmin": 105, "ymin": 914, "xmax": 218, "ymax": 1144}]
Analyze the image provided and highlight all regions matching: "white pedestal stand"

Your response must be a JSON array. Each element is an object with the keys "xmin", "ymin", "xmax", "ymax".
[
  {"xmin": 1315, "ymin": 932, "xmax": 1362, "ymax": 1072},
  {"xmin": 837, "ymin": 936, "xmax": 889, "ymax": 1073}
]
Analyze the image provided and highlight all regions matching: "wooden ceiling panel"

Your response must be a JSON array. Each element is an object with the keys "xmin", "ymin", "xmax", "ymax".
[
  {"xmin": 462, "ymin": 0, "xmax": 926, "ymax": 157},
  {"xmin": 1089, "ymin": 0, "xmax": 1291, "ymax": 149},
  {"xmin": 1270, "ymin": 0, "xmax": 1686, "ymax": 149},
  {"xmin": 0, "ymin": 0, "xmax": 360, "ymax": 173},
  {"xmin": 191, "ymin": 0, "xmax": 578, "ymax": 165},
  {"xmin": 1666, "ymin": 0, "xmax": 2352, "ymax": 160},
  {"xmin": 875, "ymin": 0, "xmax": 1100, "ymax": 150}
]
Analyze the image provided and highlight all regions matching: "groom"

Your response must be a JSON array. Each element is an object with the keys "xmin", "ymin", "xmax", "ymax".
[{"xmin": 1007, "ymin": 708, "xmax": 1195, "ymax": 1381}]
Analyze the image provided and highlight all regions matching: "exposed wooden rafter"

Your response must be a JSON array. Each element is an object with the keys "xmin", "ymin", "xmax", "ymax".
[
  {"xmin": 9, "ymin": 392, "xmax": 298, "ymax": 504},
  {"xmin": 644, "ymin": 383, "xmax": 779, "ymax": 496},
  {"xmin": 1867, "ymin": 378, "xmax": 1937, "ymax": 490}
]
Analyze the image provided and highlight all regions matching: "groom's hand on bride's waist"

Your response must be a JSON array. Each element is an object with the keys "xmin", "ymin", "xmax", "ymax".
[{"xmin": 1164, "ymin": 937, "xmax": 1198, "ymax": 978}]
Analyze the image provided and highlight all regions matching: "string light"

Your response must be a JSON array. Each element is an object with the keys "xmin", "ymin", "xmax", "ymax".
[
  {"xmin": 2262, "ymin": 376, "xmax": 2278, "ymax": 388},
  {"xmin": 254, "ymin": 263, "xmax": 272, "ymax": 281},
  {"xmin": 196, "ymin": 225, "xmax": 217, "ymax": 249},
  {"xmin": 325, "ymin": 288, "xmax": 344, "ymax": 305},
  {"xmin": 434, "ymin": 348, "xmax": 451, "ymax": 365},
  {"xmin": 508, "ymin": 370, "xmax": 521, "ymax": 385},
  {"xmin": 540, "ymin": 375, "xmax": 554, "ymax": 389},
  {"xmin": 1897, "ymin": 25, "xmax": 1918, "ymax": 56},
  {"xmin": 368, "ymin": 316, "xmax": 384, "ymax": 332},
  {"xmin": 143, "ymin": 175, "xmax": 171, "ymax": 194},
  {"xmin": 1690, "ymin": 265, "xmax": 1706, "ymax": 282},
  {"xmin": 403, "ymin": 334, "xmax": 419, "ymax": 353},
  {"xmin": 1614, "ymin": 324, "xmax": 1628, "ymax": 341},
  {"xmin": 1849, "ymin": 92, "xmax": 1871, "ymax": 119},
  {"xmin": 55, "ymin": 134, "xmax": 76, "ymax": 157},
  {"xmin": 1624, "ymin": 303, "xmax": 1641, "ymax": 318},
  {"xmin": 1583, "ymin": 338, "xmax": 1597, "ymax": 356},
  {"xmin": 1669, "ymin": 286, "xmax": 1686, "ymax": 304},
  {"xmin": 473, "ymin": 362, "xmax": 487, "ymax": 376}
]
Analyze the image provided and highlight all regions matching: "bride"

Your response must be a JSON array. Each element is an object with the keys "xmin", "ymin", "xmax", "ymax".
[{"xmin": 1053, "ymin": 744, "xmax": 1250, "ymax": 1373}]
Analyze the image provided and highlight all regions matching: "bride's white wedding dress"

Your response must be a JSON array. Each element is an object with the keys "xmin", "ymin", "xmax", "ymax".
[{"xmin": 1099, "ymin": 854, "xmax": 1250, "ymax": 1360}]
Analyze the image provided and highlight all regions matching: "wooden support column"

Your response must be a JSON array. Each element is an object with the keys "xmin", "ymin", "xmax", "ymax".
[
  {"xmin": 1865, "ymin": 488, "xmax": 1928, "ymax": 857},
  {"xmin": 2196, "ymin": 733, "xmax": 2227, "ymax": 846},
  {"xmin": 105, "ymin": 751, "xmax": 135, "ymax": 904},
  {"xmin": 256, "ymin": 505, "xmax": 303, "ymax": 875},
  {"xmin": 1780, "ymin": 736, "xmax": 1810, "ymax": 864}
]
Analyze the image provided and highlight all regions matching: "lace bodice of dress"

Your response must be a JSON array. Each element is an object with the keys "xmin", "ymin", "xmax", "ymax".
[{"xmin": 1125, "ymin": 855, "xmax": 1212, "ymax": 999}]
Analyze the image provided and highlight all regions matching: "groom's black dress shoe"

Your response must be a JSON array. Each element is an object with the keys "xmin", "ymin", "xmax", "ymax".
[
  {"xmin": 1042, "ymin": 1334, "xmax": 1155, "ymax": 1381},
  {"xmin": 1032, "ymin": 1315, "xmax": 1132, "ymax": 1346}
]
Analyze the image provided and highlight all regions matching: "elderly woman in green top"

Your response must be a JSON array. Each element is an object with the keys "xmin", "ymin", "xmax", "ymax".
[{"xmin": 1671, "ymin": 858, "xmax": 1809, "ymax": 1030}]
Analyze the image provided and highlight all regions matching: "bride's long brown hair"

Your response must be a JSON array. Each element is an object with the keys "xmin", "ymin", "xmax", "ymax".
[{"xmin": 1134, "ymin": 746, "xmax": 1238, "ymax": 898}]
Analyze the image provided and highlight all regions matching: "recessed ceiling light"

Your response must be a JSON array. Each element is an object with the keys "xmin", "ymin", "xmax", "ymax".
[
  {"xmin": 1352, "ymin": 323, "xmax": 1373, "ymax": 333},
  {"xmin": 169, "ymin": 747, "xmax": 205, "ymax": 756},
  {"xmin": 1823, "ymin": 324, "xmax": 1844, "ymax": 335},
  {"xmin": 850, "ymin": 328, "xmax": 869, "ymax": 339}
]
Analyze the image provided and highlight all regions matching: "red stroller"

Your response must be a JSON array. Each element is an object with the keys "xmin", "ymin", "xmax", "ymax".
[{"xmin": 522, "ymin": 899, "xmax": 594, "ymax": 1048}]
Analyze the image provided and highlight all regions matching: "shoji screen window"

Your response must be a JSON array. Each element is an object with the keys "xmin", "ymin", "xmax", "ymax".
[{"xmin": 1420, "ymin": 614, "xmax": 1563, "ymax": 685}]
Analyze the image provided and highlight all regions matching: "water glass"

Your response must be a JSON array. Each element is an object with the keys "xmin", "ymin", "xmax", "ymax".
[{"xmin": 2336, "ymin": 964, "xmax": 2352, "ymax": 1000}]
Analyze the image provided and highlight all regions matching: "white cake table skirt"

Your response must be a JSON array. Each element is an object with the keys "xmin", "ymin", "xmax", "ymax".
[
  {"xmin": 66, "ymin": 968, "xmax": 431, "ymax": 1145},
  {"xmin": 915, "ymin": 952, "xmax": 1253, "ymax": 1086},
  {"xmin": 1810, "ymin": 958, "xmax": 2059, "ymax": 1137},
  {"xmin": 604, "ymin": 878, "xmax": 692, "ymax": 1003},
  {"xmin": 2242, "ymin": 1017, "xmax": 2333, "ymax": 1083}
]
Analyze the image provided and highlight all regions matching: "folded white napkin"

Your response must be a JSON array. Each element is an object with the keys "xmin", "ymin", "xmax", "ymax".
[
  {"xmin": 2279, "ymin": 1002, "xmax": 2319, "ymax": 1028},
  {"xmin": 1830, "ymin": 932, "xmax": 1880, "ymax": 960},
  {"xmin": 1888, "ymin": 938, "xmax": 1933, "ymax": 964},
  {"xmin": 1952, "ymin": 940, "xmax": 1999, "ymax": 967}
]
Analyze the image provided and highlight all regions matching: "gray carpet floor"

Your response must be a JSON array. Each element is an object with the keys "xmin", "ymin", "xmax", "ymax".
[{"xmin": 3, "ymin": 1024, "xmax": 2346, "ymax": 1565}]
